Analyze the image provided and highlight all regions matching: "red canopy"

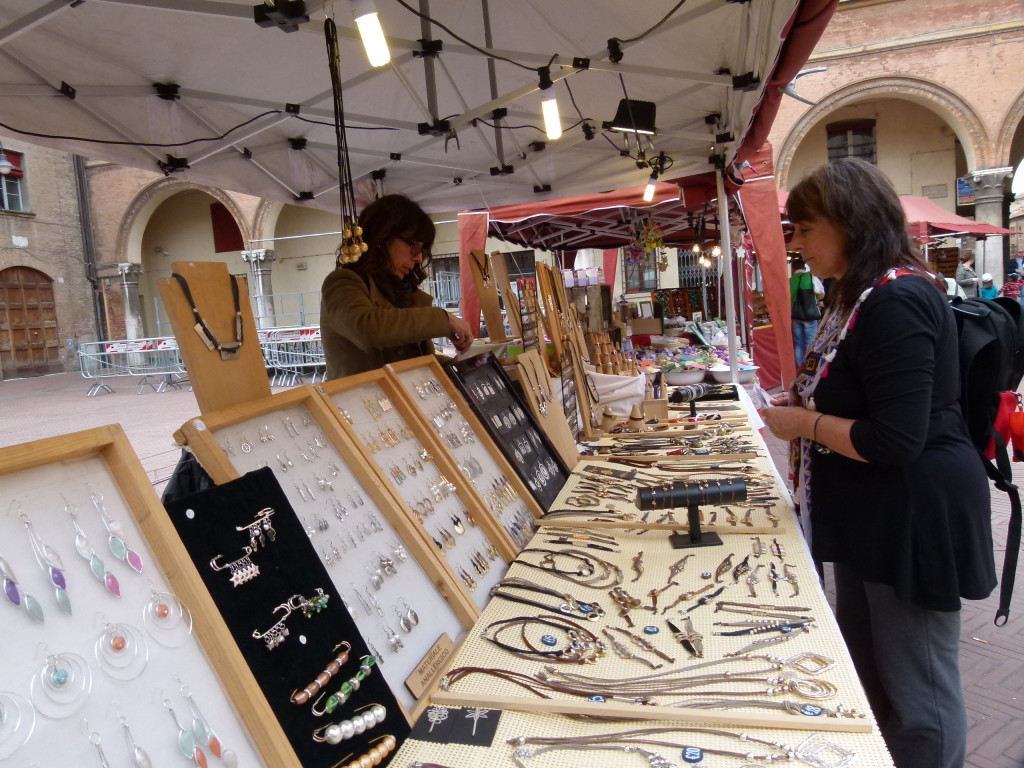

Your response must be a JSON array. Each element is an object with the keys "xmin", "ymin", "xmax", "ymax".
[
  {"xmin": 777, "ymin": 190, "xmax": 1012, "ymax": 239},
  {"xmin": 901, "ymin": 196, "xmax": 1014, "ymax": 239},
  {"xmin": 485, "ymin": 176, "xmax": 721, "ymax": 251}
]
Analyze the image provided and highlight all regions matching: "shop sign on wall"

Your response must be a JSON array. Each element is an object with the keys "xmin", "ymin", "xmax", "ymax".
[{"xmin": 957, "ymin": 176, "xmax": 975, "ymax": 207}]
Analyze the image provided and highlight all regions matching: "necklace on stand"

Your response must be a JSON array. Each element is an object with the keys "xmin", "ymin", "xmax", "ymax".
[
  {"xmin": 172, "ymin": 272, "xmax": 244, "ymax": 360},
  {"xmin": 471, "ymin": 251, "xmax": 492, "ymax": 288},
  {"xmin": 518, "ymin": 359, "xmax": 553, "ymax": 416}
]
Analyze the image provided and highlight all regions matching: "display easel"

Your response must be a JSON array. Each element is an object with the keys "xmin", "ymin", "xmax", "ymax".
[
  {"xmin": 512, "ymin": 348, "xmax": 581, "ymax": 470},
  {"xmin": 467, "ymin": 249, "xmax": 508, "ymax": 342},
  {"xmin": 490, "ymin": 251, "xmax": 522, "ymax": 339},
  {"xmin": 158, "ymin": 261, "xmax": 270, "ymax": 414},
  {"xmin": 0, "ymin": 426, "xmax": 285, "ymax": 766},
  {"xmin": 174, "ymin": 385, "xmax": 479, "ymax": 723}
]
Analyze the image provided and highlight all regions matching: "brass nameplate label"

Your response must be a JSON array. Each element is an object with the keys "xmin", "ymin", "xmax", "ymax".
[{"xmin": 405, "ymin": 633, "xmax": 454, "ymax": 699}]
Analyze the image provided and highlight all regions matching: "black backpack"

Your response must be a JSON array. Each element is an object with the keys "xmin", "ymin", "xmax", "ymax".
[{"xmin": 951, "ymin": 296, "xmax": 1024, "ymax": 625}]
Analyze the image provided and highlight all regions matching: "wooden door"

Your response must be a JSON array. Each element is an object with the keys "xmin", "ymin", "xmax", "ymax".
[{"xmin": 0, "ymin": 266, "xmax": 62, "ymax": 378}]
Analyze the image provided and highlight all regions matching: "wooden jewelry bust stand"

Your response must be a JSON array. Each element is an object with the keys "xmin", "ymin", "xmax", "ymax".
[
  {"xmin": 467, "ymin": 249, "xmax": 508, "ymax": 342},
  {"xmin": 158, "ymin": 261, "xmax": 270, "ymax": 414}
]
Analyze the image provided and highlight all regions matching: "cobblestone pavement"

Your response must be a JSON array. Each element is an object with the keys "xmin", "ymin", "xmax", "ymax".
[{"xmin": 3, "ymin": 372, "xmax": 1023, "ymax": 766}]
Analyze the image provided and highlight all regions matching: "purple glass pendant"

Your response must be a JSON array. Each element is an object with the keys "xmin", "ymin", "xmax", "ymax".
[{"xmin": 21, "ymin": 510, "xmax": 72, "ymax": 614}]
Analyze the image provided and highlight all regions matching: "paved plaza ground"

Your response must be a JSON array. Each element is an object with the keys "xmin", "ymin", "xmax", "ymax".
[{"xmin": 1, "ymin": 371, "xmax": 1022, "ymax": 766}]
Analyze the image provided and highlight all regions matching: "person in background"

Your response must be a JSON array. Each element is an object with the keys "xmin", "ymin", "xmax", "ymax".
[
  {"xmin": 955, "ymin": 253, "xmax": 979, "ymax": 297},
  {"xmin": 999, "ymin": 272, "xmax": 1023, "ymax": 305},
  {"xmin": 762, "ymin": 159, "xmax": 994, "ymax": 768},
  {"xmin": 321, "ymin": 194, "xmax": 474, "ymax": 379},
  {"xmin": 789, "ymin": 255, "xmax": 825, "ymax": 364},
  {"xmin": 979, "ymin": 273, "xmax": 999, "ymax": 299}
]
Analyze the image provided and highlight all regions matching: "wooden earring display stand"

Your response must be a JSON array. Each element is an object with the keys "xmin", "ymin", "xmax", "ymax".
[
  {"xmin": 175, "ymin": 385, "xmax": 478, "ymax": 723},
  {"xmin": 158, "ymin": 261, "xmax": 270, "ymax": 414},
  {"xmin": 467, "ymin": 249, "xmax": 508, "ymax": 342},
  {"xmin": 490, "ymin": 251, "xmax": 521, "ymax": 339},
  {"xmin": 316, "ymin": 371, "xmax": 519, "ymax": 568},
  {"xmin": 0, "ymin": 426, "xmax": 283, "ymax": 766},
  {"xmin": 513, "ymin": 348, "xmax": 581, "ymax": 470},
  {"xmin": 387, "ymin": 355, "xmax": 546, "ymax": 521}
]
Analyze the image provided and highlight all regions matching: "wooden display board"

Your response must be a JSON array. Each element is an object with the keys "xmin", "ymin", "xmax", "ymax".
[
  {"xmin": 512, "ymin": 348, "xmax": 581, "ymax": 470},
  {"xmin": 0, "ymin": 426, "xmax": 279, "ymax": 766},
  {"xmin": 175, "ymin": 385, "xmax": 479, "ymax": 723},
  {"xmin": 316, "ymin": 370, "xmax": 519, "ymax": 586},
  {"xmin": 490, "ymin": 250, "xmax": 521, "ymax": 339},
  {"xmin": 444, "ymin": 353, "xmax": 572, "ymax": 509},
  {"xmin": 466, "ymin": 249, "xmax": 508, "ymax": 342},
  {"xmin": 387, "ymin": 355, "xmax": 545, "ymax": 535},
  {"xmin": 158, "ymin": 261, "xmax": 270, "ymax": 414}
]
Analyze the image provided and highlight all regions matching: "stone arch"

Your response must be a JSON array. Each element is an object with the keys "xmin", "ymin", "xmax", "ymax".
[
  {"xmin": 252, "ymin": 198, "xmax": 286, "ymax": 247},
  {"xmin": 115, "ymin": 177, "xmax": 251, "ymax": 264},
  {"xmin": 995, "ymin": 84, "xmax": 1024, "ymax": 170},
  {"xmin": 776, "ymin": 77, "xmax": 990, "ymax": 188},
  {"xmin": 0, "ymin": 248, "xmax": 46, "ymax": 274}
]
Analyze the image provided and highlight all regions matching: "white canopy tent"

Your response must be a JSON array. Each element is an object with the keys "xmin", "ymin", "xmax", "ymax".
[{"xmin": 0, "ymin": 0, "xmax": 829, "ymax": 214}]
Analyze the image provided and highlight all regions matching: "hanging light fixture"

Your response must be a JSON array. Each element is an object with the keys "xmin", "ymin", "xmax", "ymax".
[
  {"xmin": 642, "ymin": 173, "xmax": 658, "ymax": 203},
  {"xmin": 351, "ymin": 0, "xmax": 391, "ymax": 67},
  {"xmin": 537, "ymin": 66, "xmax": 561, "ymax": 141}
]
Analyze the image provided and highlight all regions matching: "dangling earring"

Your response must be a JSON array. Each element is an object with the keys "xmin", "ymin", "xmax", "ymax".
[
  {"xmin": 30, "ymin": 652, "xmax": 92, "ymax": 718},
  {"xmin": 95, "ymin": 622, "xmax": 149, "ymax": 681},
  {"xmin": 0, "ymin": 554, "xmax": 44, "ymax": 623},
  {"xmin": 394, "ymin": 604, "xmax": 411, "ymax": 633},
  {"xmin": 119, "ymin": 712, "xmax": 153, "ymax": 768},
  {"xmin": 178, "ymin": 678, "xmax": 238, "ymax": 767},
  {"xmin": 143, "ymin": 587, "xmax": 193, "ymax": 648},
  {"xmin": 401, "ymin": 598, "xmax": 419, "ymax": 628},
  {"xmin": 19, "ymin": 508, "xmax": 71, "ymax": 614},
  {"xmin": 0, "ymin": 690, "xmax": 35, "ymax": 758},
  {"xmin": 164, "ymin": 699, "xmax": 207, "ymax": 768}
]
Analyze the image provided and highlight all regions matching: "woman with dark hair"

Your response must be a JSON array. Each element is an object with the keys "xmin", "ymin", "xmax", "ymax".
[
  {"xmin": 762, "ymin": 159, "xmax": 995, "ymax": 768},
  {"xmin": 321, "ymin": 194, "xmax": 474, "ymax": 379}
]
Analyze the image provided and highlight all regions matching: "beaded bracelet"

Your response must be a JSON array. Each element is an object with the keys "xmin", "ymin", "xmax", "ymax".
[
  {"xmin": 292, "ymin": 641, "xmax": 351, "ymax": 705},
  {"xmin": 332, "ymin": 734, "xmax": 396, "ymax": 768},
  {"xmin": 312, "ymin": 655, "xmax": 377, "ymax": 717},
  {"xmin": 313, "ymin": 703, "xmax": 386, "ymax": 744}
]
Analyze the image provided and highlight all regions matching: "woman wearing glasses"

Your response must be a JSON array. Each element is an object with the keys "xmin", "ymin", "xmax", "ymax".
[{"xmin": 322, "ymin": 194, "xmax": 475, "ymax": 379}]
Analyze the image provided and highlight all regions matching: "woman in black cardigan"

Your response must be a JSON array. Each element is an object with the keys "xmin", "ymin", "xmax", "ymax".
[{"xmin": 762, "ymin": 159, "xmax": 995, "ymax": 768}]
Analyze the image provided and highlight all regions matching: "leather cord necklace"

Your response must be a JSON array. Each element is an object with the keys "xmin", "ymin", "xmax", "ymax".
[{"xmin": 172, "ymin": 272, "xmax": 243, "ymax": 360}]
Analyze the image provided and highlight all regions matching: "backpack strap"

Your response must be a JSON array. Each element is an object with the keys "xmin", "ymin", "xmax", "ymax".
[{"xmin": 985, "ymin": 427, "xmax": 1021, "ymax": 626}]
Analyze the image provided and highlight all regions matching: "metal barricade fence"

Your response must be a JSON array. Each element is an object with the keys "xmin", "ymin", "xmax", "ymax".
[
  {"xmin": 78, "ymin": 337, "xmax": 187, "ymax": 396},
  {"xmin": 259, "ymin": 327, "xmax": 325, "ymax": 386},
  {"xmin": 78, "ymin": 326, "xmax": 326, "ymax": 395}
]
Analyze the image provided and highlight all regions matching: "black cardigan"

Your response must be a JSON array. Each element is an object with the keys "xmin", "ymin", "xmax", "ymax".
[{"xmin": 810, "ymin": 275, "xmax": 996, "ymax": 611}]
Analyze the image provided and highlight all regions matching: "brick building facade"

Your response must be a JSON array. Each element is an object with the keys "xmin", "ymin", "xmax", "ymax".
[
  {"xmin": 0, "ymin": 136, "xmax": 98, "ymax": 379},
  {"xmin": 767, "ymin": 0, "xmax": 1024, "ymax": 280}
]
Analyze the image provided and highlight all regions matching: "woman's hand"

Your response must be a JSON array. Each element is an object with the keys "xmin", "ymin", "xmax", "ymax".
[
  {"xmin": 761, "ymin": 405, "xmax": 814, "ymax": 442},
  {"xmin": 769, "ymin": 392, "xmax": 791, "ymax": 407},
  {"xmin": 448, "ymin": 315, "xmax": 475, "ymax": 354}
]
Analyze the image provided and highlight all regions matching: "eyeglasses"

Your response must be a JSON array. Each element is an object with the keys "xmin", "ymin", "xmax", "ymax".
[{"xmin": 395, "ymin": 236, "xmax": 425, "ymax": 255}]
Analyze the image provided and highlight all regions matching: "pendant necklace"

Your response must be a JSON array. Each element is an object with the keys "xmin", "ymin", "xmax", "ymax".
[
  {"xmin": 472, "ymin": 251, "xmax": 492, "ymax": 288},
  {"xmin": 172, "ymin": 272, "xmax": 244, "ymax": 360}
]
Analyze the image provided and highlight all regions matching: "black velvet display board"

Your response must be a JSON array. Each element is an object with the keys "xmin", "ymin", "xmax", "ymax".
[
  {"xmin": 445, "ymin": 353, "xmax": 569, "ymax": 510},
  {"xmin": 163, "ymin": 467, "xmax": 410, "ymax": 767}
]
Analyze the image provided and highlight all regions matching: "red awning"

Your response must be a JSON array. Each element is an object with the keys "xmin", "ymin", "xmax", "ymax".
[
  {"xmin": 484, "ymin": 175, "xmax": 721, "ymax": 251},
  {"xmin": 776, "ymin": 190, "xmax": 1012, "ymax": 239}
]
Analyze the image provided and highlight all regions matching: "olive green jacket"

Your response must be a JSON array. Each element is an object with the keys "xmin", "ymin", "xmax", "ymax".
[{"xmin": 321, "ymin": 268, "xmax": 451, "ymax": 380}]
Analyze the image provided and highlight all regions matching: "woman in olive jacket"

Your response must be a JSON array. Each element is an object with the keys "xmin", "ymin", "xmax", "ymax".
[{"xmin": 321, "ymin": 194, "xmax": 474, "ymax": 379}]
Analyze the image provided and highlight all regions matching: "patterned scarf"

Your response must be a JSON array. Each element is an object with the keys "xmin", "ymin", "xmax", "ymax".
[{"xmin": 787, "ymin": 268, "xmax": 916, "ymax": 536}]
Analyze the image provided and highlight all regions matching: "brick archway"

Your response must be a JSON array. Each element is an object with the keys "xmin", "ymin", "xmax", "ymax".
[
  {"xmin": 776, "ymin": 77, "xmax": 990, "ymax": 188},
  {"xmin": 995, "ymin": 85, "xmax": 1024, "ymax": 170},
  {"xmin": 116, "ymin": 178, "xmax": 251, "ymax": 264}
]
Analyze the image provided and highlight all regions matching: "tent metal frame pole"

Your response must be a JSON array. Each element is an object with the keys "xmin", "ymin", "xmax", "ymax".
[{"xmin": 716, "ymin": 168, "xmax": 739, "ymax": 381}]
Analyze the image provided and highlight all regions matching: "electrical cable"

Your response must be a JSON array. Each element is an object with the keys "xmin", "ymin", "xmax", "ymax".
[
  {"xmin": 392, "ymin": 0, "xmax": 536, "ymax": 71},
  {"xmin": 0, "ymin": 111, "xmax": 282, "ymax": 148},
  {"xmin": 611, "ymin": 0, "xmax": 689, "ymax": 45}
]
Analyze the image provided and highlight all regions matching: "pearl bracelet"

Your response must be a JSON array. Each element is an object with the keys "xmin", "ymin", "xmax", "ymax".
[{"xmin": 312, "ymin": 703, "xmax": 387, "ymax": 745}]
